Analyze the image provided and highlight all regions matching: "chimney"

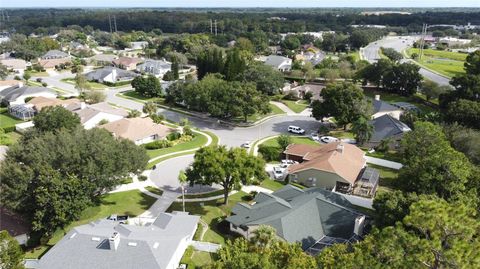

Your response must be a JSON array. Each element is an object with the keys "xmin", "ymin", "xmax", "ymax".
[
  {"xmin": 354, "ymin": 215, "xmax": 366, "ymax": 236},
  {"xmin": 109, "ymin": 232, "xmax": 120, "ymax": 251},
  {"xmin": 18, "ymin": 81, "xmax": 24, "ymax": 88},
  {"xmin": 374, "ymin": 95, "xmax": 380, "ymax": 101},
  {"xmin": 336, "ymin": 143, "xmax": 344, "ymax": 154},
  {"xmin": 80, "ymin": 102, "xmax": 87, "ymax": 110}
]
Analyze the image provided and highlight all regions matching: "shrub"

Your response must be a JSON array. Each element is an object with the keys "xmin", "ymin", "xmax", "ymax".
[
  {"xmin": 14, "ymin": 76, "xmax": 21, "ymax": 80},
  {"xmin": 1, "ymin": 126, "xmax": 15, "ymax": 133},
  {"xmin": 138, "ymin": 175, "xmax": 148, "ymax": 181},
  {"xmin": 182, "ymin": 126, "xmax": 194, "ymax": 136},
  {"xmin": 258, "ymin": 145, "xmax": 281, "ymax": 162},
  {"xmin": 283, "ymin": 91, "xmax": 299, "ymax": 101},
  {"xmin": 41, "ymin": 82, "xmax": 48, "ymax": 87},
  {"xmin": 36, "ymin": 78, "xmax": 42, "ymax": 82},
  {"xmin": 167, "ymin": 131, "xmax": 182, "ymax": 141},
  {"xmin": 375, "ymin": 138, "xmax": 392, "ymax": 153},
  {"xmin": 144, "ymin": 139, "xmax": 173, "ymax": 150}
]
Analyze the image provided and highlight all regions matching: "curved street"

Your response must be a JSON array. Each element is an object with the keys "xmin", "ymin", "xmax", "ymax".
[{"xmin": 362, "ymin": 35, "xmax": 450, "ymax": 85}]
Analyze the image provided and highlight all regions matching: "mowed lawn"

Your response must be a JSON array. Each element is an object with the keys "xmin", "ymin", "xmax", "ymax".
[
  {"xmin": 167, "ymin": 191, "xmax": 249, "ymax": 245},
  {"xmin": 406, "ymin": 48, "xmax": 466, "ymax": 78},
  {"xmin": 0, "ymin": 111, "xmax": 23, "ymax": 129},
  {"xmin": 282, "ymin": 100, "xmax": 309, "ymax": 113},
  {"xmin": 261, "ymin": 136, "xmax": 319, "ymax": 148},
  {"xmin": 25, "ymin": 190, "xmax": 157, "ymax": 259},
  {"xmin": 146, "ymin": 132, "xmax": 209, "ymax": 159}
]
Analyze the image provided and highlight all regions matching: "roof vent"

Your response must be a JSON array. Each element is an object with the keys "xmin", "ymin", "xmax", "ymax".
[
  {"xmin": 128, "ymin": 242, "xmax": 137, "ymax": 247},
  {"xmin": 109, "ymin": 232, "xmax": 120, "ymax": 251},
  {"xmin": 91, "ymin": 237, "xmax": 101, "ymax": 241},
  {"xmin": 153, "ymin": 242, "xmax": 159, "ymax": 249}
]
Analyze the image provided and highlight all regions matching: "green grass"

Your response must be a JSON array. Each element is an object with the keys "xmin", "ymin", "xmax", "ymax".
[
  {"xmin": 145, "ymin": 186, "xmax": 164, "ymax": 196},
  {"xmin": 231, "ymin": 103, "xmax": 285, "ymax": 123},
  {"xmin": 184, "ymin": 189, "xmax": 224, "ymax": 199},
  {"xmin": 282, "ymin": 100, "xmax": 309, "ymax": 113},
  {"xmin": 0, "ymin": 112, "xmax": 23, "ymax": 130},
  {"xmin": 0, "ymin": 131, "xmax": 21, "ymax": 146},
  {"xmin": 181, "ymin": 246, "xmax": 214, "ymax": 268},
  {"xmin": 167, "ymin": 191, "xmax": 249, "ymax": 245},
  {"xmin": 367, "ymin": 164, "xmax": 399, "ymax": 194},
  {"xmin": 259, "ymin": 179, "xmax": 286, "ymax": 191},
  {"xmin": 365, "ymin": 150, "xmax": 402, "ymax": 163},
  {"xmin": 25, "ymin": 190, "xmax": 157, "ymax": 259},
  {"xmin": 146, "ymin": 133, "xmax": 209, "ymax": 159},
  {"xmin": 328, "ymin": 130, "xmax": 355, "ymax": 139},
  {"xmin": 406, "ymin": 48, "xmax": 466, "ymax": 78},
  {"xmin": 119, "ymin": 177, "xmax": 133, "ymax": 184},
  {"xmin": 29, "ymin": 71, "xmax": 49, "ymax": 77},
  {"xmin": 363, "ymin": 88, "xmax": 436, "ymax": 113},
  {"xmin": 61, "ymin": 78, "xmax": 107, "ymax": 90},
  {"xmin": 121, "ymin": 90, "xmax": 163, "ymax": 102},
  {"xmin": 348, "ymin": 51, "xmax": 361, "ymax": 62},
  {"xmin": 261, "ymin": 136, "xmax": 319, "ymax": 148}
]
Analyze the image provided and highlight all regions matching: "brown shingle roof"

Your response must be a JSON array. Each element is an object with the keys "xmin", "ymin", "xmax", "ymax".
[
  {"xmin": 100, "ymin": 117, "xmax": 174, "ymax": 142},
  {"xmin": 112, "ymin": 57, "xmax": 141, "ymax": 67},
  {"xmin": 27, "ymin": 96, "xmax": 81, "ymax": 111},
  {"xmin": 38, "ymin": 58, "xmax": 71, "ymax": 69},
  {"xmin": 287, "ymin": 142, "xmax": 366, "ymax": 185}
]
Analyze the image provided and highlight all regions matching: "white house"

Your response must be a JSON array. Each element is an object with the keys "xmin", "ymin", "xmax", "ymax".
[
  {"xmin": 136, "ymin": 59, "xmax": 172, "ymax": 78},
  {"xmin": 85, "ymin": 66, "xmax": 137, "ymax": 84},
  {"xmin": 72, "ymin": 102, "xmax": 128, "ymax": 130},
  {"xmin": 0, "ymin": 85, "xmax": 56, "ymax": 106},
  {"xmin": 264, "ymin": 55, "xmax": 292, "ymax": 72}
]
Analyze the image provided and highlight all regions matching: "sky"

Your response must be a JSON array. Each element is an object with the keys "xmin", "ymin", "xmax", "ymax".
[{"xmin": 2, "ymin": 0, "xmax": 480, "ymax": 8}]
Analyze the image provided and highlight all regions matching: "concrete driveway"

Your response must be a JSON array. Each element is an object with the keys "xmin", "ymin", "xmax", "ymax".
[{"xmin": 149, "ymin": 154, "xmax": 222, "ymax": 194}]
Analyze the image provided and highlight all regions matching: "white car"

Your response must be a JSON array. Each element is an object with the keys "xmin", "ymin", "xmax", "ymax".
[
  {"xmin": 241, "ymin": 141, "xmax": 251, "ymax": 148},
  {"xmin": 310, "ymin": 133, "xmax": 320, "ymax": 141},
  {"xmin": 288, "ymin": 125, "xmax": 305, "ymax": 134},
  {"xmin": 281, "ymin": 159, "xmax": 298, "ymax": 165},
  {"xmin": 273, "ymin": 167, "xmax": 286, "ymax": 180},
  {"xmin": 320, "ymin": 136, "xmax": 339, "ymax": 144}
]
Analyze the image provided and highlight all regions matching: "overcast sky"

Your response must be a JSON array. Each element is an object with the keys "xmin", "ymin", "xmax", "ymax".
[{"xmin": 2, "ymin": 0, "xmax": 480, "ymax": 8}]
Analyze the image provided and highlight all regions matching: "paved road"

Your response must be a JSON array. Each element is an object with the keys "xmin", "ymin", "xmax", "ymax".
[{"xmin": 362, "ymin": 36, "xmax": 450, "ymax": 85}]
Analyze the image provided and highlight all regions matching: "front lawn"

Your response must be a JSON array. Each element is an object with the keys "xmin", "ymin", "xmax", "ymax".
[
  {"xmin": 184, "ymin": 189, "xmax": 224, "ymax": 199},
  {"xmin": 0, "ymin": 112, "xmax": 23, "ymax": 130},
  {"xmin": 231, "ymin": 103, "xmax": 285, "ymax": 123},
  {"xmin": 61, "ymin": 78, "xmax": 107, "ymax": 90},
  {"xmin": 259, "ymin": 179, "xmax": 286, "ymax": 191},
  {"xmin": 261, "ymin": 136, "xmax": 319, "ymax": 148},
  {"xmin": 25, "ymin": 190, "xmax": 157, "ymax": 259},
  {"xmin": 146, "ymin": 132, "xmax": 209, "ymax": 159},
  {"xmin": 282, "ymin": 100, "xmax": 309, "ymax": 113},
  {"xmin": 145, "ymin": 186, "xmax": 164, "ymax": 196},
  {"xmin": 167, "ymin": 191, "xmax": 249, "ymax": 245},
  {"xmin": 121, "ymin": 90, "xmax": 164, "ymax": 102},
  {"xmin": 181, "ymin": 246, "xmax": 215, "ymax": 268},
  {"xmin": 0, "ymin": 131, "xmax": 21, "ymax": 146}
]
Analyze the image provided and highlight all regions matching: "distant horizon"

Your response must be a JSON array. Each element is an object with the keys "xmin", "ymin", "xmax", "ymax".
[{"xmin": 2, "ymin": 0, "xmax": 480, "ymax": 9}]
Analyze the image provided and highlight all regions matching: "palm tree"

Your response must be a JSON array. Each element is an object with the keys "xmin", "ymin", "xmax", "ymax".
[
  {"xmin": 143, "ymin": 102, "xmax": 158, "ymax": 116},
  {"xmin": 352, "ymin": 116, "xmax": 373, "ymax": 146},
  {"xmin": 178, "ymin": 170, "xmax": 188, "ymax": 212},
  {"xmin": 250, "ymin": 225, "xmax": 277, "ymax": 251}
]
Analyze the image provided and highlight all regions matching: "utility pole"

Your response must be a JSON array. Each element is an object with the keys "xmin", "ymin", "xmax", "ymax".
[
  {"xmin": 419, "ymin": 23, "xmax": 428, "ymax": 60},
  {"xmin": 108, "ymin": 15, "xmax": 112, "ymax": 33},
  {"xmin": 210, "ymin": 19, "xmax": 213, "ymax": 34},
  {"xmin": 214, "ymin": 20, "xmax": 217, "ymax": 36},
  {"xmin": 113, "ymin": 15, "xmax": 118, "ymax": 33}
]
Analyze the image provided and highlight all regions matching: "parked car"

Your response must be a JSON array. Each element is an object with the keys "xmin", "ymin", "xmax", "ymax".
[
  {"xmin": 281, "ymin": 159, "xmax": 298, "ymax": 165},
  {"xmin": 107, "ymin": 214, "xmax": 129, "ymax": 224},
  {"xmin": 273, "ymin": 167, "xmax": 285, "ymax": 180},
  {"xmin": 241, "ymin": 141, "xmax": 251, "ymax": 148},
  {"xmin": 288, "ymin": 125, "xmax": 305, "ymax": 134},
  {"xmin": 310, "ymin": 133, "xmax": 320, "ymax": 141},
  {"xmin": 320, "ymin": 136, "xmax": 339, "ymax": 144}
]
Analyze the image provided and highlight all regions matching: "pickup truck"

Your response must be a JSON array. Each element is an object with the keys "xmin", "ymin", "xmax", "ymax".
[{"xmin": 107, "ymin": 214, "xmax": 129, "ymax": 224}]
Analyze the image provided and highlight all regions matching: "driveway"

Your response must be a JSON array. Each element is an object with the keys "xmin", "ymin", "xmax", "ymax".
[
  {"xmin": 362, "ymin": 36, "xmax": 450, "ymax": 85},
  {"xmin": 149, "ymin": 154, "xmax": 222, "ymax": 193}
]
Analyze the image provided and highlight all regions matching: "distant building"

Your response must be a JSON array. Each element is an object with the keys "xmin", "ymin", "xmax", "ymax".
[
  {"xmin": 90, "ymin": 54, "xmax": 118, "ymax": 66},
  {"xmin": 0, "ymin": 58, "xmax": 27, "ymax": 74},
  {"xmin": 38, "ymin": 58, "xmax": 72, "ymax": 71},
  {"xmin": 34, "ymin": 212, "xmax": 199, "ymax": 269},
  {"xmin": 371, "ymin": 95, "xmax": 403, "ymax": 120},
  {"xmin": 136, "ymin": 59, "xmax": 171, "ymax": 78},
  {"xmin": 369, "ymin": 114, "xmax": 411, "ymax": 148},
  {"xmin": 438, "ymin": 37, "xmax": 472, "ymax": 47},
  {"xmin": 41, "ymin": 50, "xmax": 70, "ymax": 60},
  {"xmin": 112, "ymin": 57, "xmax": 142, "ymax": 71},
  {"xmin": 129, "ymin": 41, "xmax": 148, "ymax": 50},
  {"xmin": 264, "ymin": 55, "xmax": 292, "ymax": 72}
]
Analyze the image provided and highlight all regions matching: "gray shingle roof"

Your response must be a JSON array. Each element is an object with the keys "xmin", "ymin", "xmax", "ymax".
[
  {"xmin": 226, "ymin": 185, "xmax": 363, "ymax": 250},
  {"xmin": 373, "ymin": 99, "xmax": 400, "ymax": 114},
  {"xmin": 370, "ymin": 114, "xmax": 411, "ymax": 142},
  {"xmin": 0, "ymin": 85, "xmax": 55, "ymax": 103},
  {"xmin": 42, "ymin": 50, "xmax": 69, "ymax": 59},
  {"xmin": 85, "ymin": 66, "xmax": 137, "ymax": 82},
  {"xmin": 37, "ymin": 212, "xmax": 199, "ymax": 269},
  {"xmin": 265, "ymin": 55, "xmax": 290, "ymax": 68}
]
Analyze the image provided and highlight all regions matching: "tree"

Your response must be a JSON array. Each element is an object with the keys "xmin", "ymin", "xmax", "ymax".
[
  {"xmin": 421, "ymin": 80, "xmax": 450, "ymax": 101},
  {"xmin": 178, "ymin": 170, "xmax": 187, "ymax": 212},
  {"xmin": 399, "ymin": 121, "xmax": 473, "ymax": 200},
  {"xmin": 235, "ymin": 37, "xmax": 254, "ymax": 53},
  {"xmin": 311, "ymin": 83, "xmax": 371, "ymax": 129},
  {"xmin": 241, "ymin": 63, "xmax": 284, "ymax": 95},
  {"xmin": 22, "ymin": 71, "xmax": 31, "ymax": 82},
  {"xmin": 74, "ymin": 73, "xmax": 91, "ymax": 95},
  {"xmin": 197, "ymin": 46, "xmax": 225, "ymax": 80},
  {"xmin": 33, "ymin": 106, "xmax": 81, "ymax": 132},
  {"xmin": 464, "ymin": 50, "xmax": 480, "ymax": 75},
  {"xmin": 0, "ymin": 63, "xmax": 8, "ymax": 80},
  {"xmin": 249, "ymin": 225, "xmax": 277, "ymax": 250},
  {"xmin": 383, "ymin": 63, "xmax": 422, "ymax": 96},
  {"xmin": 277, "ymin": 134, "xmax": 292, "ymax": 151},
  {"xmin": 0, "ymin": 128, "xmax": 148, "ymax": 236},
  {"xmin": 351, "ymin": 116, "xmax": 373, "ymax": 145},
  {"xmin": 127, "ymin": 109, "xmax": 141, "ymax": 118},
  {"xmin": 0, "ymin": 230, "xmax": 25, "ymax": 269},
  {"xmin": 444, "ymin": 99, "xmax": 480, "ymax": 129},
  {"xmin": 142, "ymin": 102, "xmax": 157, "ymax": 116},
  {"xmin": 381, "ymin": 47, "xmax": 403, "ymax": 62},
  {"xmin": 372, "ymin": 191, "xmax": 421, "ymax": 228},
  {"xmin": 223, "ymin": 48, "xmax": 248, "ymax": 81},
  {"xmin": 281, "ymin": 35, "xmax": 300, "ymax": 51},
  {"xmin": 230, "ymin": 83, "xmax": 270, "ymax": 122},
  {"xmin": 443, "ymin": 123, "xmax": 480, "ymax": 165},
  {"xmin": 171, "ymin": 56, "xmax": 179, "ymax": 80},
  {"xmin": 186, "ymin": 145, "xmax": 267, "ymax": 204},
  {"xmin": 83, "ymin": 90, "xmax": 105, "ymax": 104},
  {"xmin": 131, "ymin": 75, "xmax": 162, "ymax": 98},
  {"xmin": 355, "ymin": 59, "xmax": 392, "ymax": 88}
]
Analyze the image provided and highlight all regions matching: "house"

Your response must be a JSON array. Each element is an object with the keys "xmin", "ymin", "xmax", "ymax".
[
  {"xmin": 100, "ymin": 117, "xmax": 174, "ymax": 145},
  {"xmin": 113, "ymin": 57, "xmax": 142, "ymax": 71},
  {"xmin": 0, "ymin": 58, "xmax": 27, "ymax": 74},
  {"xmin": 38, "ymin": 58, "xmax": 72, "ymax": 71},
  {"xmin": 369, "ymin": 114, "xmax": 411, "ymax": 148},
  {"xmin": 129, "ymin": 41, "xmax": 149, "ymax": 50},
  {"xmin": 69, "ymin": 41, "xmax": 89, "ymax": 51},
  {"xmin": 0, "ymin": 207, "xmax": 30, "ymax": 245},
  {"xmin": 9, "ymin": 97, "xmax": 81, "ymax": 121},
  {"xmin": 226, "ymin": 185, "xmax": 366, "ymax": 255},
  {"xmin": 391, "ymin": 101, "xmax": 420, "ymax": 112},
  {"xmin": 286, "ymin": 83, "xmax": 324, "ymax": 101},
  {"xmin": 264, "ymin": 55, "xmax": 292, "ymax": 72},
  {"xmin": 90, "ymin": 54, "xmax": 118, "ymax": 66},
  {"xmin": 136, "ymin": 59, "xmax": 171, "ymax": 78},
  {"xmin": 438, "ymin": 37, "xmax": 472, "ymax": 47},
  {"xmin": 0, "ymin": 85, "xmax": 56, "ymax": 106},
  {"xmin": 27, "ymin": 96, "xmax": 81, "ymax": 111},
  {"xmin": 372, "ymin": 95, "xmax": 403, "ymax": 120},
  {"xmin": 35, "ymin": 212, "xmax": 199, "ymax": 269},
  {"xmin": 284, "ymin": 142, "xmax": 379, "ymax": 197},
  {"xmin": 41, "ymin": 50, "xmax": 70, "ymax": 60},
  {"xmin": 85, "ymin": 66, "xmax": 138, "ymax": 84},
  {"xmin": 73, "ymin": 102, "xmax": 128, "ymax": 130}
]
